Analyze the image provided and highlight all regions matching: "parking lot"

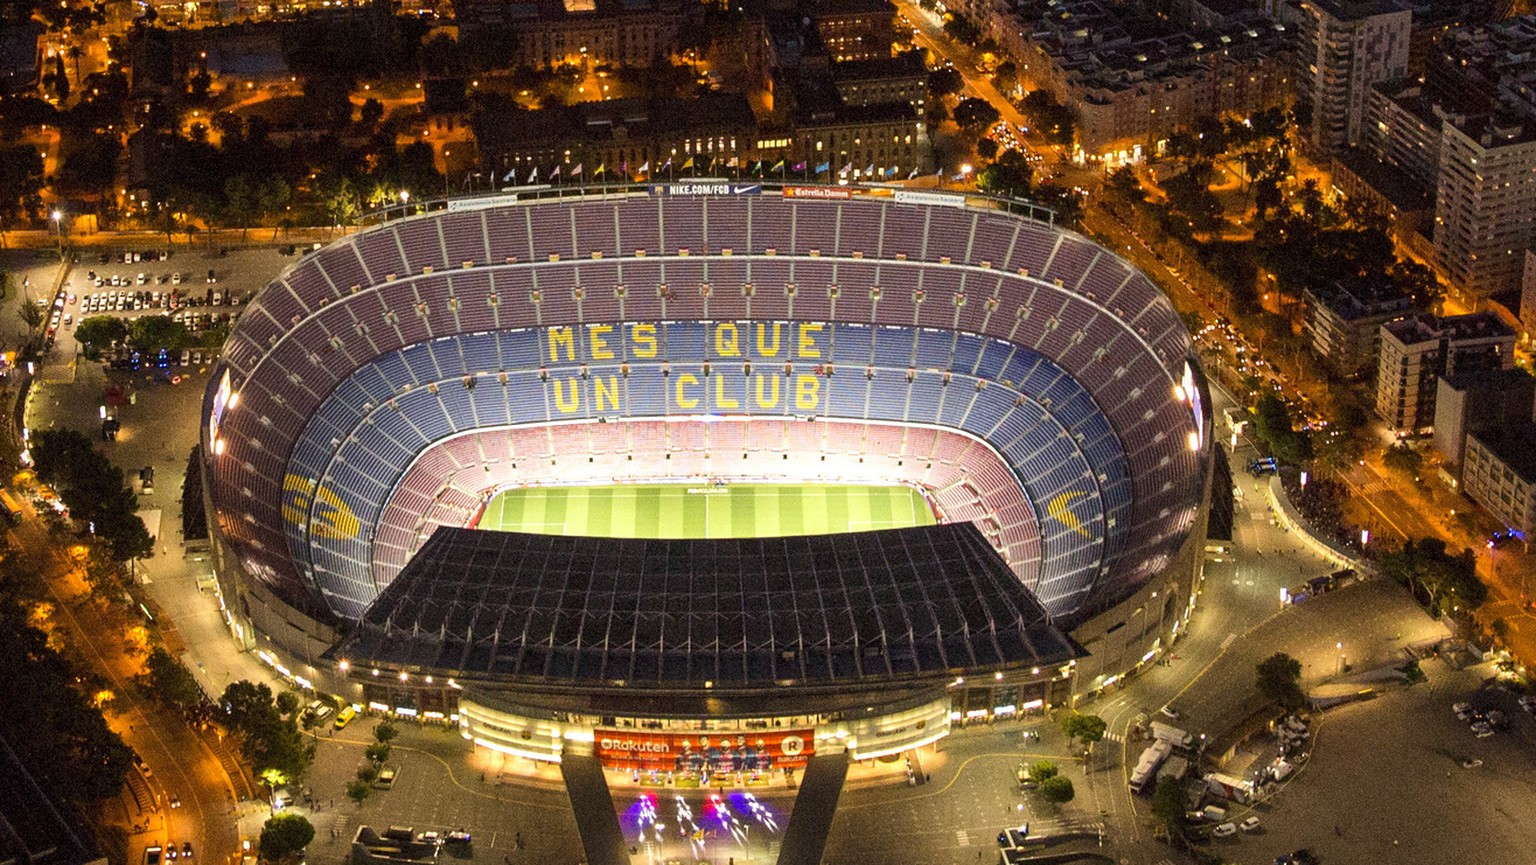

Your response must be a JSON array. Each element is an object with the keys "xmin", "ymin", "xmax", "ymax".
[
  {"xmin": 33, "ymin": 246, "xmax": 293, "ymax": 373},
  {"xmin": 1195, "ymin": 657, "xmax": 1536, "ymax": 865}
]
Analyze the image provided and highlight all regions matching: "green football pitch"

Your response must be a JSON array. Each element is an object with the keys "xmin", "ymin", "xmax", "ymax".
[{"xmin": 477, "ymin": 483, "xmax": 937, "ymax": 540}]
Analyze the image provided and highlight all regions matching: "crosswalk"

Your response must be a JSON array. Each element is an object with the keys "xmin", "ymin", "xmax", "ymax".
[
  {"xmin": 956, "ymin": 829, "xmax": 970, "ymax": 847},
  {"xmin": 1103, "ymin": 731, "xmax": 1124, "ymax": 744}
]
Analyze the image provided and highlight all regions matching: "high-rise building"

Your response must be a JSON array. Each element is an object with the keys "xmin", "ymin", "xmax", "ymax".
[
  {"xmin": 1286, "ymin": 0, "xmax": 1411, "ymax": 156},
  {"xmin": 1432, "ymin": 114, "xmax": 1536, "ymax": 300},
  {"xmin": 1375, "ymin": 312, "xmax": 1515, "ymax": 432},
  {"xmin": 1302, "ymin": 279, "xmax": 1414, "ymax": 379}
]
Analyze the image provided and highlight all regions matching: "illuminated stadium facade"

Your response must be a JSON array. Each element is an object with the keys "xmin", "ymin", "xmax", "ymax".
[{"xmin": 202, "ymin": 185, "xmax": 1211, "ymax": 764}]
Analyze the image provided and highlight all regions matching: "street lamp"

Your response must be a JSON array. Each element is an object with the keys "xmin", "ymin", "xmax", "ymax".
[
  {"xmin": 1336, "ymin": 642, "xmax": 1345, "ymax": 676},
  {"xmin": 50, "ymin": 209, "xmax": 63, "ymax": 257}
]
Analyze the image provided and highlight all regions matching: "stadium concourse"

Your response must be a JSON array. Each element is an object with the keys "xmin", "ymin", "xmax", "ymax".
[{"xmin": 199, "ymin": 183, "xmax": 1212, "ymax": 798}]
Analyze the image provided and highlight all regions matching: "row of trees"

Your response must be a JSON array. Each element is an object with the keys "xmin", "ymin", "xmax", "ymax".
[
  {"xmin": 30, "ymin": 429, "xmax": 153, "ymax": 560},
  {"xmin": 0, "ymin": 586, "xmax": 135, "ymax": 808},
  {"xmin": 346, "ymin": 720, "xmax": 399, "ymax": 804},
  {"xmin": 218, "ymin": 680, "xmax": 314, "ymax": 783},
  {"xmin": 74, "ymin": 314, "xmax": 227, "ymax": 360}
]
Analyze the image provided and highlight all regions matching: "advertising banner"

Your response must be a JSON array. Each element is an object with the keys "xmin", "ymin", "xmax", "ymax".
[
  {"xmin": 594, "ymin": 728, "xmax": 814, "ymax": 770},
  {"xmin": 783, "ymin": 186, "xmax": 851, "ymax": 200}
]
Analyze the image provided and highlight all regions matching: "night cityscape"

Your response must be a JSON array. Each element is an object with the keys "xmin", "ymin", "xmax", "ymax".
[{"xmin": 2, "ymin": 0, "xmax": 1536, "ymax": 864}]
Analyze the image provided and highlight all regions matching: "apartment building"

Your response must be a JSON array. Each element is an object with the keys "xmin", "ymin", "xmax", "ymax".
[
  {"xmin": 1463, "ymin": 426, "xmax": 1536, "ymax": 535},
  {"xmin": 1285, "ymin": 0, "xmax": 1410, "ymax": 156},
  {"xmin": 1302, "ymin": 279, "xmax": 1414, "ymax": 379},
  {"xmin": 1375, "ymin": 312, "xmax": 1515, "ymax": 432},
  {"xmin": 1432, "ymin": 115, "xmax": 1536, "ymax": 299}
]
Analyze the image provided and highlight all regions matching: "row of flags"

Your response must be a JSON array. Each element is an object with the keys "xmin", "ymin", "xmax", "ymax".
[{"xmin": 500, "ymin": 156, "xmax": 923, "ymax": 185}]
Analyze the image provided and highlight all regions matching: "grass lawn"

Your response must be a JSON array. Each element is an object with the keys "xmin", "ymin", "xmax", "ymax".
[{"xmin": 477, "ymin": 483, "xmax": 936, "ymax": 539}]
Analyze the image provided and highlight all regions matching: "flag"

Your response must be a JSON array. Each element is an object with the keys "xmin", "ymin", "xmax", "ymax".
[
  {"xmin": 771, "ymin": 159, "xmax": 785, "ymax": 173},
  {"xmin": 593, "ymin": 163, "xmax": 605, "ymax": 178},
  {"xmin": 661, "ymin": 158, "xmax": 672, "ymax": 171},
  {"xmin": 502, "ymin": 168, "xmax": 517, "ymax": 183},
  {"xmin": 682, "ymin": 156, "xmax": 695, "ymax": 170},
  {"xmin": 571, "ymin": 163, "xmax": 583, "ymax": 177},
  {"xmin": 883, "ymin": 166, "xmax": 897, "ymax": 178},
  {"xmin": 908, "ymin": 166, "xmax": 920, "ymax": 180},
  {"xmin": 814, "ymin": 161, "xmax": 830, "ymax": 175},
  {"xmin": 839, "ymin": 162, "xmax": 852, "ymax": 176},
  {"xmin": 638, "ymin": 161, "xmax": 649, "ymax": 175},
  {"xmin": 550, "ymin": 164, "xmax": 561, "ymax": 179},
  {"xmin": 863, "ymin": 163, "xmax": 874, "ymax": 176},
  {"xmin": 791, "ymin": 161, "xmax": 807, "ymax": 172},
  {"xmin": 528, "ymin": 166, "xmax": 539, "ymax": 184},
  {"xmin": 727, "ymin": 156, "xmax": 739, "ymax": 167}
]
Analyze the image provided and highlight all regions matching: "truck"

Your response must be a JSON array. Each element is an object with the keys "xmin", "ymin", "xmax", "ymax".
[
  {"xmin": 1129, "ymin": 740, "xmax": 1173, "ymax": 794},
  {"xmin": 1156, "ymin": 755, "xmax": 1189, "ymax": 785},
  {"xmin": 1204, "ymin": 772, "xmax": 1257, "ymax": 804},
  {"xmin": 1149, "ymin": 721, "xmax": 1195, "ymax": 748}
]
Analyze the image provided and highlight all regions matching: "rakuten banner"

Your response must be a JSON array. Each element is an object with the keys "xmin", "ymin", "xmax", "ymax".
[{"xmin": 594, "ymin": 729, "xmax": 814, "ymax": 770}]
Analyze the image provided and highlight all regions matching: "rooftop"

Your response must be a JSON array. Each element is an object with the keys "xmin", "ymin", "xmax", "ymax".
[
  {"xmin": 1469, "ymin": 424, "xmax": 1536, "ymax": 482},
  {"xmin": 330, "ymin": 523, "xmax": 1081, "ymax": 692}
]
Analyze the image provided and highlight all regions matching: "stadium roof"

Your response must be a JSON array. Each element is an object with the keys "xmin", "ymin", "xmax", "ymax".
[{"xmin": 331, "ymin": 523, "xmax": 1080, "ymax": 690}]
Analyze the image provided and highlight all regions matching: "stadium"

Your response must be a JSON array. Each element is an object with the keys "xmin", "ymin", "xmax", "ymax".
[{"xmin": 201, "ymin": 183, "xmax": 1212, "ymax": 769}]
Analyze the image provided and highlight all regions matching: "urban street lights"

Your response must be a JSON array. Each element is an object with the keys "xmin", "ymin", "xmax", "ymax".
[
  {"xmin": 50, "ymin": 209, "xmax": 63, "ymax": 258},
  {"xmin": 1336, "ymin": 642, "xmax": 1345, "ymax": 676}
]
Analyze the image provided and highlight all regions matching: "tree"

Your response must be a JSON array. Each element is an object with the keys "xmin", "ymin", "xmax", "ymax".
[
  {"xmin": 1150, "ymin": 776, "xmax": 1188, "ymax": 833},
  {"xmin": 1029, "ymin": 759, "xmax": 1058, "ymax": 782},
  {"xmin": 1060, "ymin": 713, "xmax": 1107, "ymax": 750},
  {"xmin": 355, "ymin": 763, "xmax": 379, "ymax": 783},
  {"xmin": 0, "ymin": 144, "xmax": 44, "ymax": 244},
  {"xmin": 221, "ymin": 680, "xmax": 276, "ymax": 733},
  {"xmin": 953, "ymin": 97, "xmax": 1001, "ymax": 132},
  {"xmin": 138, "ymin": 646, "xmax": 203, "ymax": 710},
  {"xmin": 0, "ymin": 591, "xmax": 134, "ymax": 805},
  {"xmin": 345, "ymin": 779, "xmax": 371, "ymax": 804},
  {"xmin": 127, "ymin": 315, "xmax": 189, "ymax": 351},
  {"xmin": 928, "ymin": 67, "xmax": 964, "ymax": 99},
  {"xmin": 976, "ymin": 149, "xmax": 1031, "ymax": 198},
  {"xmin": 1256, "ymin": 652, "xmax": 1305, "ymax": 710},
  {"xmin": 1107, "ymin": 165, "xmax": 1140, "ymax": 202},
  {"xmin": 20, "ymin": 299, "xmax": 44, "ymax": 330},
  {"xmin": 80, "ymin": 541, "xmax": 125, "ymax": 600},
  {"xmin": 224, "ymin": 175, "xmax": 256, "ymax": 237},
  {"xmin": 1252, "ymin": 394, "xmax": 1309, "ymax": 464},
  {"xmin": 275, "ymin": 690, "xmax": 300, "ymax": 718},
  {"xmin": 365, "ymin": 741, "xmax": 392, "ymax": 764},
  {"xmin": 373, "ymin": 720, "xmax": 398, "ymax": 744},
  {"xmin": 1382, "ymin": 443, "xmax": 1423, "ymax": 478},
  {"xmin": 976, "ymin": 137, "xmax": 999, "ymax": 161},
  {"xmin": 1039, "ymin": 775, "xmax": 1075, "ymax": 803},
  {"xmin": 74, "ymin": 315, "xmax": 129, "ymax": 359},
  {"xmin": 29, "ymin": 429, "xmax": 153, "ymax": 561},
  {"xmin": 1377, "ymin": 537, "xmax": 1486, "ymax": 617},
  {"xmin": 258, "ymin": 813, "xmax": 315, "ymax": 864},
  {"xmin": 942, "ymin": 13, "xmax": 981, "ymax": 43}
]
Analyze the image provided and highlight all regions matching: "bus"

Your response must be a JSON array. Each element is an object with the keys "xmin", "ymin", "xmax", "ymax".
[{"xmin": 0, "ymin": 489, "xmax": 23, "ymax": 525}]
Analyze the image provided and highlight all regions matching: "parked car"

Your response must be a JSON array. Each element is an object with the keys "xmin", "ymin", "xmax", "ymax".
[
  {"xmin": 1240, "ymin": 816, "xmax": 1261, "ymax": 832},
  {"xmin": 1212, "ymin": 822, "xmax": 1238, "ymax": 838}
]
